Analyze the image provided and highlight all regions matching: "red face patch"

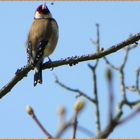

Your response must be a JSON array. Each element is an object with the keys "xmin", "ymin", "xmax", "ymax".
[{"xmin": 36, "ymin": 4, "xmax": 50, "ymax": 14}]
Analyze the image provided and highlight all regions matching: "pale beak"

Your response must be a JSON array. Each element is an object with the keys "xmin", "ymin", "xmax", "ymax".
[{"xmin": 42, "ymin": 2, "xmax": 47, "ymax": 10}]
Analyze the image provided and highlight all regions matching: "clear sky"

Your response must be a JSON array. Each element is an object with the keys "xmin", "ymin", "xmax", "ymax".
[{"xmin": 0, "ymin": 1, "xmax": 140, "ymax": 138}]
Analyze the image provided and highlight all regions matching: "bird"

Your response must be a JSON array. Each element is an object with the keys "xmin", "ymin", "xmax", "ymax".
[{"xmin": 26, "ymin": 3, "xmax": 59, "ymax": 86}]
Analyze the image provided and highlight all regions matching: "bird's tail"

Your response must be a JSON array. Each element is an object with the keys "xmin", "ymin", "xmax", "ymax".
[{"xmin": 34, "ymin": 64, "xmax": 42, "ymax": 86}]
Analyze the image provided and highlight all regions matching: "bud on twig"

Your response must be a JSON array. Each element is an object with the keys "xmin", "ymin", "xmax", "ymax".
[
  {"xmin": 26, "ymin": 105, "xmax": 34, "ymax": 116},
  {"xmin": 74, "ymin": 98, "xmax": 86, "ymax": 113},
  {"xmin": 58, "ymin": 106, "xmax": 66, "ymax": 116}
]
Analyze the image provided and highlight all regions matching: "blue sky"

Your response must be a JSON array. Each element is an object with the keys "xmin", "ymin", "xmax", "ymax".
[{"xmin": 0, "ymin": 1, "xmax": 140, "ymax": 138}]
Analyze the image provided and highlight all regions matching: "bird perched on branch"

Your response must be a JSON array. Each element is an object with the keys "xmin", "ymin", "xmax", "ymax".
[{"xmin": 26, "ymin": 3, "xmax": 59, "ymax": 86}]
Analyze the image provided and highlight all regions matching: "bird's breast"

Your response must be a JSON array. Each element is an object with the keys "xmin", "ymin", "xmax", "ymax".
[
  {"xmin": 27, "ymin": 18, "xmax": 59, "ymax": 59},
  {"xmin": 43, "ymin": 19, "xmax": 59, "ymax": 57}
]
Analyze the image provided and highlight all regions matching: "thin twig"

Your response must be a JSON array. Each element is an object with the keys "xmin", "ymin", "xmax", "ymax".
[
  {"xmin": 72, "ymin": 112, "xmax": 78, "ymax": 139},
  {"xmin": 121, "ymin": 47, "xmax": 129, "ymax": 69},
  {"xmin": 88, "ymin": 64, "xmax": 101, "ymax": 134},
  {"xmin": 96, "ymin": 23, "xmax": 100, "ymax": 53},
  {"xmin": 104, "ymin": 57, "xmax": 119, "ymax": 71},
  {"xmin": 119, "ymin": 42, "xmax": 138, "ymax": 101},
  {"xmin": 77, "ymin": 125, "xmax": 95, "ymax": 137},
  {"xmin": 126, "ymin": 86, "xmax": 140, "ymax": 93},
  {"xmin": 99, "ymin": 41, "xmax": 139, "ymax": 138},
  {"xmin": 125, "ymin": 100, "xmax": 140, "ymax": 108},
  {"xmin": 119, "ymin": 69, "xmax": 127, "ymax": 102},
  {"xmin": 97, "ymin": 107, "xmax": 123, "ymax": 138},
  {"xmin": 32, "ymin": 114, "xmax": 53, "ymax": 138},
  {"xmin": 119, "ymin": 45, "xmax": 132, "ymax": 101},
  {"xmin": 136, "ymin": 68, "xmax": 140, "ymax": 93},
  {"xmin": 55, "ymin": 75, "xmax": 95, "ymax": 103},
  {"xmin": 56, "ymin": 121, "xmax": 94, "ymax": 138},
  {"xmin": 56, "ymin": 122, "xmax": 72, "ymax": 138},
  {"xmin": 106, "ymin": 69, "xmax": 114, "ymax": 122},
  {"xmin": 88, "ymin": 23, "xmax": 101, "ymax": 134},
  {"xmin": 104, "ymin": 39, "xmax": 138, "ymax": 71},
  {"xmin": 125, "ymin": 68, "xmax": 140, "ymax": 94},
  {"xmin": 118, "ymin": 107, "xmax": 140, "ymax": 125},
  {"xmin": 26, "ymin": 106, "xmax": 53, "ymax": 138}
]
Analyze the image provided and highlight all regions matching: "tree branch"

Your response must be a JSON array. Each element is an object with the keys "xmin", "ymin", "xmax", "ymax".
[
  {"xmin": 88, "ymin": 24, "xmax": 101, "ymax": 134},
  {"xmin": 0, "ymin": 33, "xmax": 140, "ymax": 99},
  {"xmin": 72, "ymin": 112, "xmax": 78, "ymax": 139},
  {"xmin": 42, "ymin": 32, "xmax": 140, "ymax": 70},
  {"xmin": 97, "ymin": 108, "xmax": 123, "ymax": 138},
  {"xmin": 55, "ymin": 75, "xmax": 95, "ymax": 103},
  {"xmin": 0, "ymin": 65, "xmax": 32, "ymax": 99},
  {"xmin": 26, "ymin": 105, "xmax": 53, "ymax": 138}
]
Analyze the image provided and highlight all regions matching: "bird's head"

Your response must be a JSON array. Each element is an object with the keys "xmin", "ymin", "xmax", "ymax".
[{"xmin": 34, "ymin": 3, "xmax": 52, "ymax": 19}]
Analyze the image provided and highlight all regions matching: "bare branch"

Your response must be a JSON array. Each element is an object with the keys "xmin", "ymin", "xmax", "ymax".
[
  {"xmin": 119, "ymin": 69, "xmax": 127, "ymax": 101},
  {"xmin": 0, "ymin": 33, "xmax": 140, "ymax": 99},
  {"xmin": 98, "ymin": 41, "xmax": 140, "ymax": 138},
  {"xmin": 97, "ymin": 97, "xmax": 140, "ymax": 138},
  {"xmin": 32, "ymin": 114, "xmax": 53, "ymax": 138},
  {"xmin": 136, "ymin": 68, "xmax": 140, "ymax": 92},
  {"xmin": 56, "ymin": 104, "xmax": 93, "ymax": 138},
  {"xmin": 121, "ymin": 47, "xmax": 129, "ymax": 69},
  {"xmin": 119, "ymin": 43, "xmax": 134, "ymax": 101},
  {"xmin": 88, "ymin": 64, "xmax": 101, "ymax": 134},
  {"xmin": 72, "ymin": 112, "xmax": 78, "ymax": 139},
  {"xmin": 96, "ymin": 23, "xmax": 100, "ymax": 53},
  {"xmin": 77, "ymin": 125, "xmax": 94, "ymax": 137},
  {"xmin": 106, "ymin": 69, "xmax": 114, "ymax": 122},
  {"xmin": 97, "ymin": 108, "xmax": 123, "ymax": 138},
  {"xmin": 126, "ymin": 86, "xmax": 140, "ymax": 93},
  {"xmin": 118, "ymin": 106, "xmax": 140, "ymax": 125},
  {"xmin": 55, "ymin": 75, "xmax": 95, "ymax": 103},
  {"xmin": 26, "ymin": 106, "xmax": 53, "ymax": 138},
  {"xmin": 125, "ymin": 100, "xmax": 140, "ymax": 108},
  {"xmin": 0, "ymin": 65, "xmax": 32, "ymax": 99},
  {"xmin": 98, "ymin": 50, "xmax": 140, "ymax": 138},
  {"xmin": 56, "ymin": 121, "xmax": 94, "ymax": 138},
  {"xmin": 104, "ymin": 57, "xmax": 119, "ymax": 71},
  {"xmin": 119, "ymin": 41, "xmax": 139, "ymax": 101},
  {"xmin": 104, "ymin": 37, "xmax": 138, "ymax": 71},
  {"xmin": 126, "ymin": 68, "xmax": 140, "ymax": 94},
  {"xmin": 88, "ymin": 23, "xmax": 101, "ymax": 134},
  {"xmin": 42, "ymin": 32, "xmax": 140, "ymax": 70}
]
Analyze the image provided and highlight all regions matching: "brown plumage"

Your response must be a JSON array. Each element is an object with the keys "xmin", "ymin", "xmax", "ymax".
[{"xmin": 26, "ymin": 4, "xmax": 58, "ymax": 86}]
